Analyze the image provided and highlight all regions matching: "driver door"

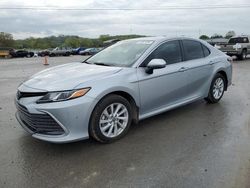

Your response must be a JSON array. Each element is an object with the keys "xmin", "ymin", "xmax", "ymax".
[{"xmin": 137, "ymin": 40, "xmax": 189, "ymax": 116}]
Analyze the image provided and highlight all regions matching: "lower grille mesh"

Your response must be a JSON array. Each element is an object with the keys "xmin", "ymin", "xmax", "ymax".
[{"xmin": 16, "ymin": 102, "xmax": 64, "ymax": 135}]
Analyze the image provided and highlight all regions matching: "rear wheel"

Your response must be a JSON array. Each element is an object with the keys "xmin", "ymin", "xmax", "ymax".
[
  {"xmin": 238, "ymin": 49, "xmax": 247, "ymax": 60},
  {"xmin": 89, "ymin": 95, "xmax": 132, "ymax": 143},
  {"xmin": 205, "ymin": 73, "xmax": 226, "ymax": 104}
]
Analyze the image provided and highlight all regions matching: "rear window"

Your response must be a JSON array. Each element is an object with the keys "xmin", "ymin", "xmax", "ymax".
[
  {"xmin": 182, "ymin": 40, "xmax": 204, "ymax": 61},
  {"xmin": 228, "ymin": 37, "xmax": 249, "ymax": 44}
]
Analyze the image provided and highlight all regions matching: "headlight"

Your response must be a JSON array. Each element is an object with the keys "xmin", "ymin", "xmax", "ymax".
[{"xmin": 37, "ymin": 88, "xmax": 91, "ymax": 103}]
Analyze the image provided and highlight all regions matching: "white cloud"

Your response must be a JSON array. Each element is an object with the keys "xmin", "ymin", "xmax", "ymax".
[{"xmin": 0, "ymin": 0, "xmax": 249, "ymax": 39}]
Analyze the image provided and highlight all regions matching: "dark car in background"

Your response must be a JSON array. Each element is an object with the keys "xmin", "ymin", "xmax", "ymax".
[
  {"xmin": 38, "ymin": 49, "xmax": 51, "ymax": 57},
  {"xmin": 71, "ymin": 47, "xmax": 86, "ymax": 55},
  {"xmin": 10, "ymin": 50, "xmax": 34, "ymax": 58},
  {"xmin": 79, "ymin": 48, "xmax": 103, "ymax": 56}
]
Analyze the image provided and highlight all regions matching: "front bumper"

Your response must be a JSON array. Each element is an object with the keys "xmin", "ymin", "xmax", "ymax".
[{"xmin": 15, "ymin": 94, "xmax": 98, "ymax": 143}]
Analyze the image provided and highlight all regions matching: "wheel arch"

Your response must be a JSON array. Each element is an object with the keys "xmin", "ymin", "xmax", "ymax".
[
  {"xmin": 216, "ymin": 70, "xmax": 228, "ymax": 90},
  {"xmin": 91, "ymin": 90, "xmax": 139, "ymax": 125}
]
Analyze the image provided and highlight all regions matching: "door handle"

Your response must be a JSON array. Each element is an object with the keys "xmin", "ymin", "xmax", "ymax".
[
  {"xmin": 178, "ymin": 67, "xmax": 189, "ymax": 72},
  {"xmin": 209, "ymin": 60, "xmax": 215, "ymax": 65}
]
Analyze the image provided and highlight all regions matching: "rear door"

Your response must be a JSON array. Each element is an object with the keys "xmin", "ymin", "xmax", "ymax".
[{"xmin": 181, "ymin": 40, "xmax": 213, "ymax": 98}]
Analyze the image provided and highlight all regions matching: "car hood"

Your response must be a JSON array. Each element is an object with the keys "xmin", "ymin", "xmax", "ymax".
[{"xmin": 21, "ymin": 62, "xmax": 122, "ymax": 91}]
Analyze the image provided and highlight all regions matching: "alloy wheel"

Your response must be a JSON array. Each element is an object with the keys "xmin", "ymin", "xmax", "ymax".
[
  {"xmin": 99, "ymin": 103, "xmax": 129, "ymax": 138},
  {"xmin": 212, "ymin": 77, "xmax": 224, "ymax": 99}
]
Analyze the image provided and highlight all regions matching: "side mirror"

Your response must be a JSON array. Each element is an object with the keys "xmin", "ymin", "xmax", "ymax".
[{"xmin": 145, "ymin": 59, "xmax": 167, "ymax": 74}]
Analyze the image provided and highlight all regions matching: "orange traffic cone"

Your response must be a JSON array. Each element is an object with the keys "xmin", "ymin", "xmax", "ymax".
[{"xmin": 44, "ymin": 56, "xmax": 49, "ymax": 66}]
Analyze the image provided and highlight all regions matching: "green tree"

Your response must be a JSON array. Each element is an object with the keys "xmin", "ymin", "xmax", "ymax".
[
  {"xmin": 0, "ymin": 32, "xmax": 14, "ymax": 47},
  {"xmin": 225, "ymin": 31, "xmax": 236, "ymax": 39},
  {"xmin": 211, "ymin": 33, "xmax": 223, "ymax": 39},
  {"xmin": 199, "ymin": 35, "xmax": 210, "ymax": 40},
  {"xmin": 64, "ymin": 37, "xmax": 81, "ymax": 48},
  {"xmin": 9, "ymin": 34, "xmax": 146, "ymax": 49},
  {"xmin": 99, "ymin": 34, "xmax": 111, "ymax": 41},
  {"xmin": 79, "ymin": 38, "xmax": 94, "ymax": 47}
]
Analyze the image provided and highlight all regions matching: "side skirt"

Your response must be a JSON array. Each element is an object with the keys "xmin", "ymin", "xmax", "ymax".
[{"xmin": 139, "ymin": 96, "xmax": 203, "ymax": 120}]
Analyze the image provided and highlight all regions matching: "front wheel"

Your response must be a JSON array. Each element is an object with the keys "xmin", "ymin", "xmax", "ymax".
[
  {"xmin": 89, "ymin": 95, "xmax": 132, "ymax": 143},
  {"xmin": 205, "ymin": 73, "xmax": 226, "ymax": 104}
]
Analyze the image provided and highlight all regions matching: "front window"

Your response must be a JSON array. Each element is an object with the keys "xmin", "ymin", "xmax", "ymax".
[
  {"xmin": 86, "ymin": 40, "xmax": 154, "ymax": 67},
  {"xmin": 141, "ymin": 40, "xmax": 182, "ymax": 67}
]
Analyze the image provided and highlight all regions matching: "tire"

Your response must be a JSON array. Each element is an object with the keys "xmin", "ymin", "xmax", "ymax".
[
  {"xmin": 27, "ymin": 54, "xmax": 31, "ymax": 58},
  {"xmin": 89, "ymin": 94, "xmax": 133, "ymax": 143},
  {"xmin": 238, "ymin": 49, "xmax": 247, "ymax": 60},
  {"xmin": 205, "ymin": 73, "xmax": 226, "ymax": 104}
]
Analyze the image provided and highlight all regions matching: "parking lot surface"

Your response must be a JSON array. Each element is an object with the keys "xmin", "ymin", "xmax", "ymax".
[{"xmin": 0, "ymin": 56, "xmax": 250, "ymax": 188}]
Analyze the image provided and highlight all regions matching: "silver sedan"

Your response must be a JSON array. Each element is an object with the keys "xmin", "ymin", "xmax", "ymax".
[{"xmin": 15, "ymin": 37, "xmax": 232, "ymax": 143}]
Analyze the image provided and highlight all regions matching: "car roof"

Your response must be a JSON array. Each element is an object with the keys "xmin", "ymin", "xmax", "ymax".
[
  {"xmin": 230, "ymin": 35, "xmax": 250, "ymax": 38},
  {"xmin": 123, "ymin": 36, "xmax": 203, "ymax": 43}
]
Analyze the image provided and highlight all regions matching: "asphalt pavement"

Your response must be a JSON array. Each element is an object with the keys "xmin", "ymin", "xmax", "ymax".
[{"xmin": 0, "ymin": 56, "xmax": 249, "ymax": 188}]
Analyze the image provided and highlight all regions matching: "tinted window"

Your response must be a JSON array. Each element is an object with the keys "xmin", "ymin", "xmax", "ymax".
[
  {"xmin": 183, "ymin": 40, "xmax": 204, "ymax": 61},
  {"xmin": 202, "ymin": 44, "xmax": 210, "ymax": 57},
  {"xmin": 228, "ymin": 37, "xmax": 249, "ymax": 44},
  {"xmin": 142, "ymin": 40, "xmax": 182, "ymax": 66}
]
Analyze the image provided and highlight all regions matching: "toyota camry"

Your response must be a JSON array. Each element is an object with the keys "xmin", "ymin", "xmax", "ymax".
[{"xmin": 15, "ymin": 37, "xmax": 232, "ymax": 143}]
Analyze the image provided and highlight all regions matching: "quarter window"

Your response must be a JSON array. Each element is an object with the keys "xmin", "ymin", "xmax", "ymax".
[
  {"xmin": 182, "ymin": 40, "xmax": 204, "ymax": 61},
  {"xmin": 142, "ymin": 40, "xmax": 182, "ymax": 66},
  {"xmin": 202, "ymin": 45, "xmax": 210, "ymax": 57}
]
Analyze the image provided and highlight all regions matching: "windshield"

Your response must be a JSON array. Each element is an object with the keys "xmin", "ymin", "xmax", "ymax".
[
  {"xmin": 228, "ymin": 37, "xmax": 249, "ymax": 44},
  {"xmin": 86, "ymin": 40, "xmax": 154, "ymax": 67}
]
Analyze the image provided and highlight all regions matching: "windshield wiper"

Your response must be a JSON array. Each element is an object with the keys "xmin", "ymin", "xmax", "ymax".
[
  {"xmin": 83, "ymin": 60, "xmax": 91, "ymax": 64},
  {"xmin": 93, "ymin": 62, "xmax": 111, "ymax": 66}
]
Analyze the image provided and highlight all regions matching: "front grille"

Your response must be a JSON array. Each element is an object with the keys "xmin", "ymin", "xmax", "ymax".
[
  {"xmin": 16, "ymin": 102, "xmax": 64, "ymax": 135},
  {"xmin": 17, "ymin": 91, "xmax": 47, "ymax": 100}
]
